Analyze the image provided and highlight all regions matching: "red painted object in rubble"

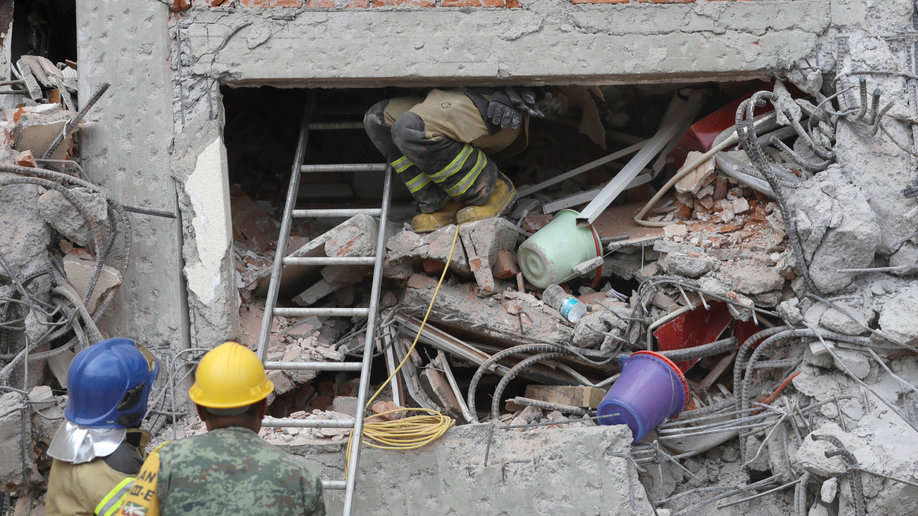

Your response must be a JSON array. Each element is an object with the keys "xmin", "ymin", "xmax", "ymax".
[
  {"xmin": 653, "ymin": 301, "xmax": 733, "ymax": 373},
  {"xmin": 668, "ymin": 82, "xmax": 799, "ymax": 168}
]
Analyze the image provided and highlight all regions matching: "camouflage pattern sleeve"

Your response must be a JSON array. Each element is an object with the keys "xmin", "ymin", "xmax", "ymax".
[{"xmin": 304, "ymin": 474, "xmax": 325, "ymax": 516}]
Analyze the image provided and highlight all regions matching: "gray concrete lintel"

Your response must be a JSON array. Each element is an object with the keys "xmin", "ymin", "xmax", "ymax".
[{"xmin": 179, "ymin": 2, "xmax": 828, "ymax": 87}]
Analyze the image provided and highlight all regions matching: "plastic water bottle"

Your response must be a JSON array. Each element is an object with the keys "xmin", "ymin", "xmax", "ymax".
[{"xmin": 542, "ymin": 284, "xmax": 587, "ymax": 324}]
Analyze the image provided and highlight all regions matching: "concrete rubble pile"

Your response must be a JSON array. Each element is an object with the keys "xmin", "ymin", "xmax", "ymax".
[
  {"xmin": 5, "ymin": 20, "xmax": 918, "ymax": 516},
  {"xmin": 0, "ymin": 75, "xmax": 184, "ymax": 513},
  {"xmin": 223, "ymin": 39, "xmax": 918, "ymax": 516}
]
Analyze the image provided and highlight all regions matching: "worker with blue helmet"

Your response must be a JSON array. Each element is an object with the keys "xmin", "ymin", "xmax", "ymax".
[{"xmin": 46, "ymin": 337, "xmax": 159, "ymax": 516}]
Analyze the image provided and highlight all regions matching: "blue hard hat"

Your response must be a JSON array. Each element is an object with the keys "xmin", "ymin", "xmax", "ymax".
[{"xmin": 65, "ymin": 337, "xmax": 159, "ymax": 429}]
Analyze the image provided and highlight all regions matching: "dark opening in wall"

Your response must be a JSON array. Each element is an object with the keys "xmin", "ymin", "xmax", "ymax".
[{"xmin": 10, "ymin": 0, "xmax": 77, "ymax": 70}]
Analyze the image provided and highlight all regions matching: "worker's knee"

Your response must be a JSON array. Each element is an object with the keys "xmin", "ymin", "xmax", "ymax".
[{"xmin": 390, "ymin": 112, "xmax": 427, "ymax": 152}]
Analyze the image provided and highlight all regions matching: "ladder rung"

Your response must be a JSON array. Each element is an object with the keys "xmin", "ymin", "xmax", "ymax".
[
  {"xmin": 308, "ymin": 122, "xmax": 365, "ymax": 131},
  {"xmin": 293, "ymin": 208, "xmax": 382, "ymax": 218},
  {"xmin": 283, "ymin": 256, "xmax": 376, "ymax": 266},
  {"xmin": 322, "ymin": 480, "xmax": 347, "ymax": 490},
  {"xmin": 301, "ymin": 164, "xmax": 388, "ymax": 173},
  {"xmin": 274, "ymin": 307, "xmax": 370, "ymax": 317},
  {"xmin": 262, "ymin": 417, "xmax": 356, "ymax": 428},
  {"xmin": 264, "ymin": 361, "xmax": 363, "ymax": 372}
]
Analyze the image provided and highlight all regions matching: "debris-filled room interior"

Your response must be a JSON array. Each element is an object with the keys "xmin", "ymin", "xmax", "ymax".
[{"xmin": 3, "ymin": 0, "xmax": 918, "ymax": 515}]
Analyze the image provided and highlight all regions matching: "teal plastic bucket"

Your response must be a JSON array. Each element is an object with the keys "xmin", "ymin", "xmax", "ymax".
[{"xmin": 518, "ymin": 209, "xmax": 600, "ymax": 289}]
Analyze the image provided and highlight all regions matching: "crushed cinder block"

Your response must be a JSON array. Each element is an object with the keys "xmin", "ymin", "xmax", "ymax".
[{"xmin": 63, "ymin": 253, "xmax": 123, "ymax": 312}]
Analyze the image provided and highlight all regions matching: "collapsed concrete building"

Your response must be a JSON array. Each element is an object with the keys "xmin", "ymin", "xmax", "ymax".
[{"xmin": 2, "ymin": 0, "xmax": 918, "ymax": 514}]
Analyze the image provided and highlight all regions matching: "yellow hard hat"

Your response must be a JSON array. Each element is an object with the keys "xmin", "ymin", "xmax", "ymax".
[{"xmin": 188, "ymin": 342, "xmax": 274, "ymax": 409}]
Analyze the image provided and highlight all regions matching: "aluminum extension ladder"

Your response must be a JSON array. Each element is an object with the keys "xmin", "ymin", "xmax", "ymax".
[{"xmin": 255, "ymin": 90, "xmax": 392, "ymax": 516}]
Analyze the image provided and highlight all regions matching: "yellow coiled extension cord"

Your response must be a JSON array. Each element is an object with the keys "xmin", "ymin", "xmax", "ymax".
[{"xmin": 345, "ymin": 225, "xmax": 460, "ymax": 466}]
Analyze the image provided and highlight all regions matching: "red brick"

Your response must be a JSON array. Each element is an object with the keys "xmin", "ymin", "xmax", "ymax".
[
  {"xmin": 571, "ymin": 0, "xmax": 629, "ymax": 3},
  {"xmin": 16, "ymin": 151, "xmax": 36, "ymax": 168},
  {"xmin": 493, "ymin": 249, "xmax": 519, "ymax": 279},
  {"xmin": 373, "ymin": 0, "xmax": 434, "ymax": 6},
  {"xmin": 306, "ymin": 0, "xmax": 368, "ymax": 6},
  {"xmin": 240, "ymin": 0, "xmax": 303, "ymax": 7},
  {"xmin": 506, "ymin": 0, "xmax": 521, "ymax": 6},
  {"xmin": 192, "ymin": 0, "xmax": 229, "ymax": 6},
  {"xmin": 422, "ymin": 258, "xmax": 445, "ymax": 276},
  {"xmin": 170, "ymin": 0, "xmax": 191, "ymax": 10},
  {"xmin": 311, "ymin": 395, "xmax": 332, "ymax": 411},
  {"xmin": 442, "ymin": 0, "xmax": 504, "ymax": 6},
  {"xmin": 371, "ymin": 401, "xmax": 404, "ymax": 421}
]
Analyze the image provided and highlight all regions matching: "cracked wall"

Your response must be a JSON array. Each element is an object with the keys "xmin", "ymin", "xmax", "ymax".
[{"xmin": 76, "ymin": 0, "xmax": 841, "ymax": 351}]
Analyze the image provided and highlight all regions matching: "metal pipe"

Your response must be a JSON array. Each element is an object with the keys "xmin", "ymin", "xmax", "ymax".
[
  {"xmin": 491, "ymin": 352, "xmax": 572, "ymax": 419},
  {"xmin": 658, "ymin": 336, "xmax": 738, "ymax": 362},
  {"xmin": 510, "ymin": 396, "xmax": 588, "ymax": 416}
]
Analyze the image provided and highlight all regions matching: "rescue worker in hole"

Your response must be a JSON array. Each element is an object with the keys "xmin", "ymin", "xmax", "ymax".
[
  {"xmin": 46, "ymin": 337, "xmax": 159, "ymax": 516},
  {"xmin": 119, "ymin": 342, "xmax": 325, "ymax": 516},
  {"xmin": 364, "ymin": 87, "xmax": 543, "ymax": 232}
]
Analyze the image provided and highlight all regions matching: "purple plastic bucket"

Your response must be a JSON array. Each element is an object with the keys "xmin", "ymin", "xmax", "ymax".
[{"xmin": 597, "ymin": 351, "xmax": 689, "ymax": 443}]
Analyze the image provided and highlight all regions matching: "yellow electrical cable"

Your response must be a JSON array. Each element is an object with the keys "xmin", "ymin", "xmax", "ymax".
[{"xmin": 345, "ymin": 225, "xmax": 460, "ymax": 469}]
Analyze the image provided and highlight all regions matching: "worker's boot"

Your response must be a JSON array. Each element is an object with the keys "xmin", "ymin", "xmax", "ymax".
[
  {"xmin": 456, "ymin": 171, "xmax": 516, "ymax": 225},
  {"xmin": 411, "ymin": 200, "xmax": 464, "ymax": 232}
]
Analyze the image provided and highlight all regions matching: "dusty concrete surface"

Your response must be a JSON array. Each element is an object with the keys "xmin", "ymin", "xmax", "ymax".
[
  {"xmin": 75, "ymin": 0, "xmax": 182, "ymax": 349},
  {"xmin": 287, "ymin": 423, "xmax": 652, "ymax": 516}
]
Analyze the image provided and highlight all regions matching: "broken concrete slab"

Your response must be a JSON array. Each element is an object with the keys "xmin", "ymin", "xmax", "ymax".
[
  {"xmin": 300, "ymin": 423, "xmax": 652, "ymax": 515},
  {"xmin": 63, "ymin": 253, "xmax": 124, "ymax": 312},
  {"xmin": 788, "ymin": 167, "xmax": 881, "ymax": 293},
  {"xmin": 37, "ymin": 187, "xmax": 108, "ymax": 247},
  {"xmin": 257, "ymin": 214, "xmax": 398, "ymax": 298},
  {"xmin": 384, "ymin": 224, "xmax": 472, "ymax": 280},
  {"xmin": 404, "ymin": 273, "xmax": 573, "ymax": 348},
  {"xmin": 660, "ymin": 253, "xmax": 717, "ymax": 279},
  {"xmin": 878, "ymin": 285, "xmax": 918, "ymax": 347}
]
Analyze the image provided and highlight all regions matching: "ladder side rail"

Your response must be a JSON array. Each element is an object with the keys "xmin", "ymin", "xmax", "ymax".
[
  {"xmin": 341, "ymin": 167, "xmax": 393, "ymax": 516},
  {"xmin": 256, "ymin": 91, "xmax": 316, "ymax": 362}
]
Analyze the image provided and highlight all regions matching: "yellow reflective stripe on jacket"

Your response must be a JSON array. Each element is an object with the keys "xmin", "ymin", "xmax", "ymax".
[
  {"xmin": 444, "ymin": 150, "xmax": 487, "ymax": 196},
  {"xmin": 429, "ymin": 144, "xmax": 473, "ymax": 182},
  {"xmin": 391, "ymin": 156, "xmax": 414, "ymax": 173},
  {"xmin": 405, "ymin": 172, "xmax": 431, "ymax": 193},
  {"xmin": 95, "ymin": 477, "xmax": 134, "ymax": 516}
]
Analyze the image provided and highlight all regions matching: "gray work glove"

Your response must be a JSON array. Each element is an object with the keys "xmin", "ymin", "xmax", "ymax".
[{"xmin": 487, "ymin": 87, "xmax": 544, "ymax": 130}]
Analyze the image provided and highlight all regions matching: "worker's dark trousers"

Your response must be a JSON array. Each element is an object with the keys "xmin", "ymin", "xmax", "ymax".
[{"xmin": 364, "ymin": 89, "xmax": 520, "ymax": 213}]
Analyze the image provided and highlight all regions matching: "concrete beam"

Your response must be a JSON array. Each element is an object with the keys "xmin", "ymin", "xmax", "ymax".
[
  {"xmin": 287, "ymin": 423, "xmax": 651, "ymax": 515},
  {"xmin": 181, "ymin": 2, "xmax": 829, "ymax": 87}
]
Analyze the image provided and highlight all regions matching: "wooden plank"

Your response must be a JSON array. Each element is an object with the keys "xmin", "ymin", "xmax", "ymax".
[
  {"xmin": 419, "ymin": 364, "xmax": 464, "ymax": 421},
  {"xmin": 524, "ymin": 385, "xmax": 607, "ymax": 409}
]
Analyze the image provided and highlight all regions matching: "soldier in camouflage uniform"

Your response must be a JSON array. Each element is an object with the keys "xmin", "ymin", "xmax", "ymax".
[{"xmin": 119, "ymin": 343, "xmax": 324, "ymax": 516}]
